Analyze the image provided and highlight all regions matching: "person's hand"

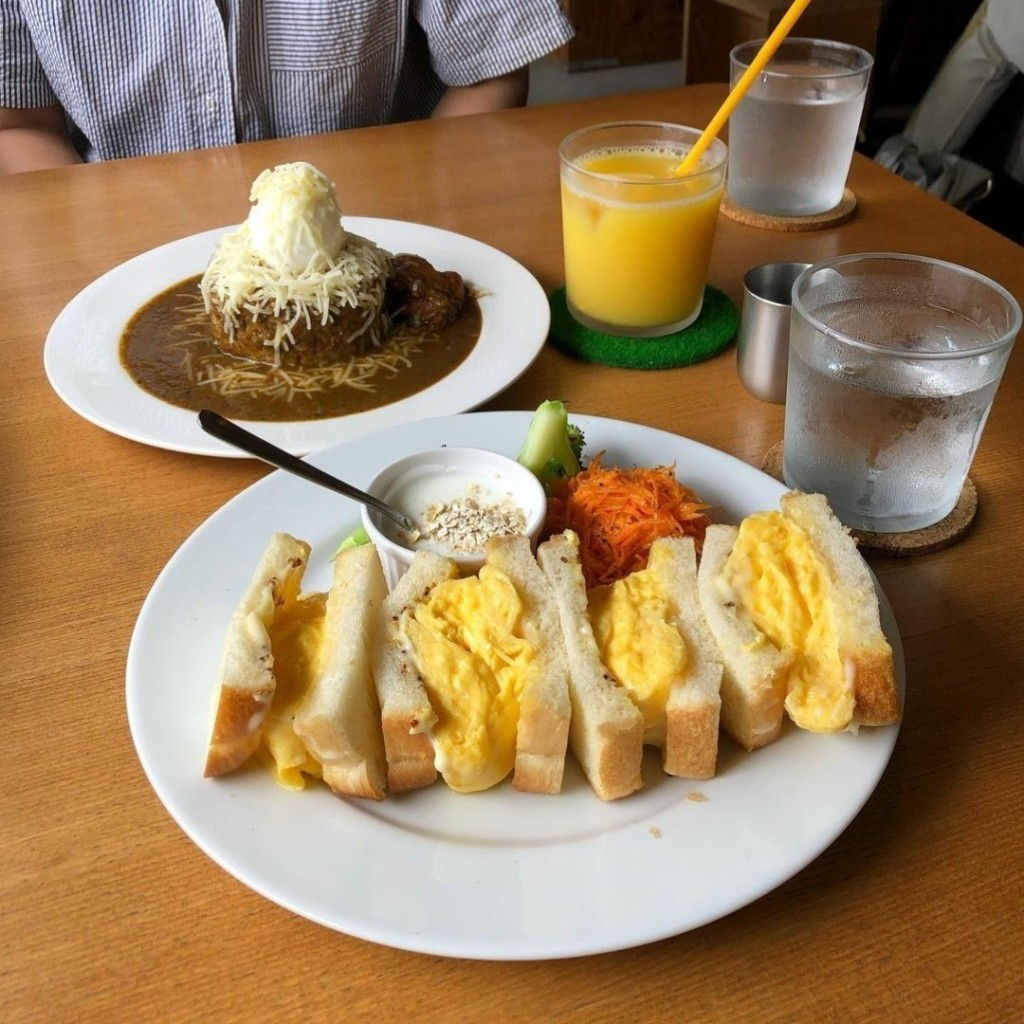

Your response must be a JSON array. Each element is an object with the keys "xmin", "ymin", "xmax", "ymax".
[{"xmin": 0, "ymin": 106, "xmax": 82, "ymax": 174}]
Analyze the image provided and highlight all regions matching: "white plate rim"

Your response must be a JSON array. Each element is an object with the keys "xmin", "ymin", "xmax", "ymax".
[
  {"xmin": 43, "ymin": 219, "xmax": 550, "ymax": 457},
  {"xmin": 125, "ymin": 411, "xmax": 903, "ymax": 960}
]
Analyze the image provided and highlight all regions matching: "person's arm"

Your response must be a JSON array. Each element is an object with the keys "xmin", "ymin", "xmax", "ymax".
[
  {"xmin": 0, "ymin": 105, "xmax": 81, "ymax": 173},
  {"xmin": 431, "ymin": 67, "xmax": 530, "ymax": 118}
]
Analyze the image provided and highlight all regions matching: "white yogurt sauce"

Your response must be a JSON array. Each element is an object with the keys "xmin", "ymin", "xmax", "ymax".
[{"xmin": 378, "ymin": 464, "xmax": 526, "ymax": 558}]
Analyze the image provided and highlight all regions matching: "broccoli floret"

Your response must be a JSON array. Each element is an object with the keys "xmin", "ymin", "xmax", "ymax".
[
  {"xmin": 518, "ymin": 400, "xmax": 585, "ymax": 487},
  {"xmin": 567, "ymin": 423, "xmax": 586, "ymax": 465}
]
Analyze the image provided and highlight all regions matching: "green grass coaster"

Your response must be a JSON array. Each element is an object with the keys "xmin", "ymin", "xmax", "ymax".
[{"xmin": 548, "ymin": 286, "xmax": 738, "ymax": 369}]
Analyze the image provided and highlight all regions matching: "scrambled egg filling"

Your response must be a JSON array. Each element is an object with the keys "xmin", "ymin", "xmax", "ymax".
[
  {"xmin": 405, "ymin": 566, "xmax": 534, "ymax": 793},
  {"xmin": 260, "ymin": 590, "xmax": 327, "ymax": 789},
  {"xmin": 723, "ymin": 511, "xmax": 854, "ymax": 732},
  {"xmin": 587, "ymin": 547, "xmax": 687, "ymax": 747}
]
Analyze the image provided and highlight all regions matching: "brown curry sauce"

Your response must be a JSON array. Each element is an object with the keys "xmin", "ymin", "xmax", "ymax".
[{"xmin": 119, "ymin": 274, "xmax": 481, "ymax": 422}]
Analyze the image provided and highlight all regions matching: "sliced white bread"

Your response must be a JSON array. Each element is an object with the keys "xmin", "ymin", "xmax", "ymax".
[
  {"xmin": 536, "ymin": 531, "xmax": 644, "ymax": 801},
  {"xmin": 697, "ymin": 524, "xmax": 791, "ymax": 751},
  {"xmin": 648, "ymin": 536, "xmax": 724, "ymax": 780},
  {"xmin": 292, "ymin": 544, "xmax": 389, "ymax": 800},
  {"xmin": 205, "ymin": 532, "xmax": 311, "ymax": 778},
  {"xmin": 779, "ymin": 491, "xmax": 901, "ymax": 726},
  {"xmin": 371, "ymin": 549, "xmax": 458, "ymax": 792},
  {"xmin": 485, "ymin": 534, "xmax": 571, "ymax": 795}
]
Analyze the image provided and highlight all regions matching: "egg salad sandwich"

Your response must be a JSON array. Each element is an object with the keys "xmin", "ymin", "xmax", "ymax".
[
  {"xmin": 372, "ymin": 534, "xmax": 571, "ymax": 795},
  {"xmin": 204, "ymin": 532, "xmax": 311, "ymax": 779},
  {"xmin": 537, "ymin": 531, "xmax": 723, "ymax": 800},
  {"xmin": 536, "ymin": 531, "xmax": 643, "ymax": 801},
  {"xmin": 697, "ymin": 491, "xmax": 901, "ymax": 751},
  {"xmin": 204, "ymin": 535, "xmax": 389, "ymax": 800}
]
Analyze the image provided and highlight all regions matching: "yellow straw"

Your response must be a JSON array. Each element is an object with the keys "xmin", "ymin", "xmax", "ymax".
[{"xmin": 675, "ymin": 0, "xmax": 814, "ymax": 175}]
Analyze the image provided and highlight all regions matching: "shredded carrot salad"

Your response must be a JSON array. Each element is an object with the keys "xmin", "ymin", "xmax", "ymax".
[{"xmin": 545, "ymin": 453, "xmax": 712, "ymax": 589}]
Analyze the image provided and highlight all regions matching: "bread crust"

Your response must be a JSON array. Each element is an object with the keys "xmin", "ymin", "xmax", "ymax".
[
  {"xmin": 372, "ymin": 550, "xmax": 457, "ymax": 793},
  {"xmin": 537, "ymin": 531, "xmax": 644, "ymax": 801},
  {"xmin": 779, "ymin": 492, "xmax": 901, "ymax": 726},
  {"xmin": 205, "ymin": 690, "xmax": 276, "ymax": 779},
  {"xmin": 664, "ymin": 705, "xmax": 720, "ymax": 779},
  {"xmin": 651, "ymin": 537, "xmax": 724, "ymax": 779},
  {"xmin": 204, "ymin": 533, "xmax": 311, "ymax": 778},
  {"xmin": 697, "ymin": 525, "xmax": 790, "ymax": 751},
  {"xmin": 697, "ymin": 494, "xmax": 901, "ymax": 748},
  {"xmin": 293, "ymin": 544, "xmax": 389, "ymax": 800},
  {"xmin": 511, "ymin": 684, "xmax": 569, "ymax": 794},
  {"xmin": 848, "ymin": 649, "xmax": 902, "ymax": 726}
]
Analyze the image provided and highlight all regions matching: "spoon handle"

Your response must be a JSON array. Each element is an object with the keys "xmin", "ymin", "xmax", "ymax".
[{"xmin": 197, "ymin": 409, "xmax": 412, "ymax": 531}]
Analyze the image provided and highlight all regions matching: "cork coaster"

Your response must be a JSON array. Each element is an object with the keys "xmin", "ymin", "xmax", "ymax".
[
  {"xmin": 760, "ymin": 442, "xmax": 977, "ymax": 557},
  {"xmin": 721, "ymin": 188, "xmax": 857, "ymax": 232}
]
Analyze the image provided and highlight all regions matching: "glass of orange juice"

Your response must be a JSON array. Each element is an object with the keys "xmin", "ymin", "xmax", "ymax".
[{"xmin": 559, "ymin": 122, "xmax": 728, "ymax": 337}]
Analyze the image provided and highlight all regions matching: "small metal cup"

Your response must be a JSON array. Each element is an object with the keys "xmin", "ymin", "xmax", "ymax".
[{"xmin": 736, "ymin": 261, "xmax": 812, "ymax": 403}]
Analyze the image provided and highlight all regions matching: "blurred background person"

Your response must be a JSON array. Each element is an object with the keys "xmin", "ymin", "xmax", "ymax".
[
  {"xmin": 0, "ymin": 0, "xmax": 575, "ymax": 173},
  {"xmin": 867, "ymin": 0, "xmax": 1024, "ymax": 239},
  {"xmin": 903, "ymin": 0, "xmax": 1024, "ymax": 180}
]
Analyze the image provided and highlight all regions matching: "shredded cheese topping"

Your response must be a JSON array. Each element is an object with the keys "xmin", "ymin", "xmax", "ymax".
[
  {"xmin": 171, "ymin": 296, "xmax": 440, "ymax": 403},
  {"xmin": 200, "ymin": 227, "xmax": 392, "ymax": 357}
]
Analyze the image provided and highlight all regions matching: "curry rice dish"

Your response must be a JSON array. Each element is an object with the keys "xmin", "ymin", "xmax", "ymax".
[{"xmin": 119, "ymin": 162, "xmax": 480, "ymax": 422}]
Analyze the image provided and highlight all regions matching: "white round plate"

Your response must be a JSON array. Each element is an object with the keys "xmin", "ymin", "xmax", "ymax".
[
  {"xmin": 44, "ymin": 220, "xmax": 549, "ymax": 457},
  {"xmin": 126, "ymin": 412, "xmax": 903, "ymax": 960}
]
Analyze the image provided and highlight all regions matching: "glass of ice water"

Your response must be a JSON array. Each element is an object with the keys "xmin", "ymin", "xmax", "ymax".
[
  {"xmin": 783, "ymin": 253, "xmax": 1020, "ymax": 533},
  {"xmin": 727, "ymin": 38, "xmax": 873, "ymax": 217}
]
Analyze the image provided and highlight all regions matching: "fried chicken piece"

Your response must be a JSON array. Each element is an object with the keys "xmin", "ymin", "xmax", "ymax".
[{"xmin": 387, "ymin": 253, "xmax": 467, "ymax": 330}]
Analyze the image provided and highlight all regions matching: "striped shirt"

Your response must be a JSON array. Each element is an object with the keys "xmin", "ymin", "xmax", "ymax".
[{"xmin": 0, "ymin": 0, "xmax": 574, "ymax": 162}]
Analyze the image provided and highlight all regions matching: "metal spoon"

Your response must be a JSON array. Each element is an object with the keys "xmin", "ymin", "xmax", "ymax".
[{"xmin": 198, "ymin": 409, "xmax": 414, "ymax": 532}]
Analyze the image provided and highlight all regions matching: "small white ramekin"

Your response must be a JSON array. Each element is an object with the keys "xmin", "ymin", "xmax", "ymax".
[{"xmin": 360, "ymin": 446, "xmax": 548, "ymax": 588}]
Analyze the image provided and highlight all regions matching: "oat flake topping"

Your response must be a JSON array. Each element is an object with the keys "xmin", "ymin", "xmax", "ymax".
[{"xmin": 412, "ymin": 485, "xmax": 527, "ymax": 554}]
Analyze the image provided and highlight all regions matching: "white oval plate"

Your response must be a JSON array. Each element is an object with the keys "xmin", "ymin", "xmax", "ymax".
[
  {"xmin": 125, "ymin": 412, "xmax": 903, "ymax": 960},
  {"xmin": 44, "ymin": 220, "xmax": 549, "ymax": 456}
]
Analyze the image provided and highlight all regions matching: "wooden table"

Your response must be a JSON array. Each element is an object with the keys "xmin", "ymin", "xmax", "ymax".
[{"xmin": 5, "ymin": 85, "xmax": 1022, "ymax": 1024}]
